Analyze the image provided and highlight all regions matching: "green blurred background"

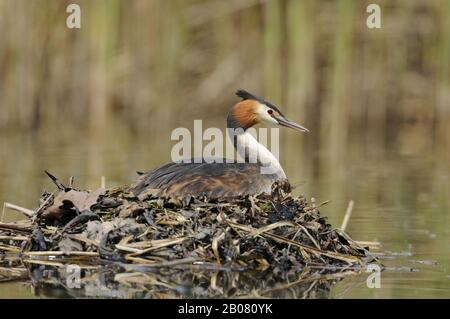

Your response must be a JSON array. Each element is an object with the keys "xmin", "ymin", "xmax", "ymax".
[{"xmin": 0, "ymin": 0, "xmax": 449, "ymax": 298}]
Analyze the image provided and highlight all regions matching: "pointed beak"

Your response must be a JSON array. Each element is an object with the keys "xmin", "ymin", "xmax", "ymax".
[{"xmin": 276, "ymin": 116, "xmax": 309, "ymax": 133}]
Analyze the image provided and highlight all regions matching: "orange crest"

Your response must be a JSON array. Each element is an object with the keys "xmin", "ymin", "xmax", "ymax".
[{"xmin": 232, "ymin": 100, "xmax": 260, "ymax": 129}]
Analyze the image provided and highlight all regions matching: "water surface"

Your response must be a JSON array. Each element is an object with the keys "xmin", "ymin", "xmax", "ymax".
[{"xmin": 0, "ymin": 119, "xmax": 448, "ymax": 298}]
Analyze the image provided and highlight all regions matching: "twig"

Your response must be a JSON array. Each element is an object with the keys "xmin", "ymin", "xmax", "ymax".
[
  {"xmin": 296, "ymin": 223, "xmax": 321, "ymax": 250},
  {"xmin": 301, "ymin": 280, "xmax": 318, "ymax": 299},
  {"xmin": 341, "ymin": 200, "xmax": 354, "ymax": 232},
  {"xmin": 122, "ymin": 257, "xmax": 201, "ymax": 269},
  {"xmin": 115, "ymin": 245, "xmax": 142, "ymax": 254},
  {"xmin": 248, "ymin": 221, "xmax": 296, "ymax": 237},
  {"xmin": 45, "ymin": 170, "xmax": 67, "ymax": 191},
  {"xmin": 0, "ymin": 235, "xmax": 28, "ymax": 241},
  {"xmin": 126, "ymin": 237, "xmax": 189, "ymax": 256},
  {"xmin": 124, "ymin": 256, "xmax": 164, "ymax": 264},
  {"xmin": 212, "ymin": 230, "xmax": 226, "ymax": 263},
  {"xmin": 264, "ymin": 231, "xmax": 361, "ymax": 264},
  {"xmin": 0, "ymin": 243, "xmax": 21, "ymax": 252},
  {"xmin": 354, "ymin": 240, "xmax": 382, "ymax": 248},
  {"xmin": 0, "ymin": 222, "xmax": 32, "ymax": 233},
  {"xmin": 22, "ymin": 259, "xmax": 99, "ymax": 270},
  {"xmin": 317, "ymin": 200, "xmax": 331, "ymax": 208},
  {"xmin": 2, "ymin": 202, "xmax": 34, "ymax": 218},
  {"xmin": 24, "ymin": 251, "xmax": 99, "ymax": 257},
  {"xmin": 68, "ymin": 176, "xmax": 75, "ymax": 188}
]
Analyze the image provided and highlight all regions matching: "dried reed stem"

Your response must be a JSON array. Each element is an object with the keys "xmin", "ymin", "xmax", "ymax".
[{"xmin": 341, "ymin": 200, "xmax": 354, "ymax": 232}]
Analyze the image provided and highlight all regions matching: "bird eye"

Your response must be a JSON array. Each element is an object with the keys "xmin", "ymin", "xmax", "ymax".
[{"xmin": 267, "ymin": 109, "xmax": 273, "ymax": 115}]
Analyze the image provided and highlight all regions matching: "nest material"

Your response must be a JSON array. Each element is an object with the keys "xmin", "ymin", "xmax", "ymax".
[{"xmin": 0, "ymin": 179, "xmax": 373, "ymax": 276}]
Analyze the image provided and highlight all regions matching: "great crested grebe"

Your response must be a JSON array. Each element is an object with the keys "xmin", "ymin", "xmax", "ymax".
[{"xmin": 130, "ymin": 89, "xmax": 309, "ymax": 198}]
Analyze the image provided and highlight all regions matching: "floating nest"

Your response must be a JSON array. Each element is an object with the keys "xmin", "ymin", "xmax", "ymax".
[{"xmin": 0, "ymin": 173, "xmax": 379, "ymax": 297}]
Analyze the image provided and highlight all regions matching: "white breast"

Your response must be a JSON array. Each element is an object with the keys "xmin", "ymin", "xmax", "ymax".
[{"xmin": 233, "ymin": 131, "xmax": 286, "ymax": 179}]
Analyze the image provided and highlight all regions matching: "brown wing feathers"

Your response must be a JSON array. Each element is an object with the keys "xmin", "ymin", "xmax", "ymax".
[{"xmin": 130, "ymin": 161, "xmax": 278, "ymax": 198}]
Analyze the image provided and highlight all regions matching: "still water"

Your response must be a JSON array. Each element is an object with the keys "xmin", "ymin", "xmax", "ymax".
[{"xmin": 0, "ymin": 117, "xmax": 449, "ymax": 298}]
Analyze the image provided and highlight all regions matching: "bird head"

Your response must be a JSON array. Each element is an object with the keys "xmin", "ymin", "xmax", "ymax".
[{"xmin": 228, "ymin": 89, "xmax": 309, "ymax": 133}]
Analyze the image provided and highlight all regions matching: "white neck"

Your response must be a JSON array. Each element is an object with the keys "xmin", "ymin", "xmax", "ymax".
[{"xmin": 231, "ymin": 130, "xmax": 286, "ymax": 178}]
